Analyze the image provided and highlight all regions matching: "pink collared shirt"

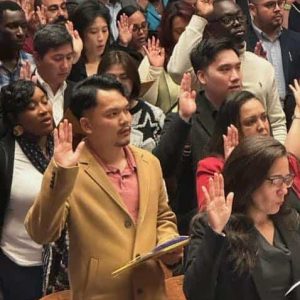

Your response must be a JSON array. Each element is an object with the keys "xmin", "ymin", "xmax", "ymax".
[{"xmin": 97, "ymin": 147, "xmax": 140, "ymax": 223}]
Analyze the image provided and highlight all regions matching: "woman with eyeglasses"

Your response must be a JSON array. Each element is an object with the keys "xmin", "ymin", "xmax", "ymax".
[
  {"xmin": 184, "ymin": 135, "xmax": 300, "ymax": 300},
  {"xmin": 196, "ymin": 80, "xmax": 300, "ymax": 213}
]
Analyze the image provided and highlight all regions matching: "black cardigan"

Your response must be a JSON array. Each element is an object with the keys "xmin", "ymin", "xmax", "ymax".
[{"xmin": 0, "ymin": 133, "xmax": 15, "ymax": 240}]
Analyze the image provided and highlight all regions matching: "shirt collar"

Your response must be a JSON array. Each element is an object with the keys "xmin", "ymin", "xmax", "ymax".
[
  {"xmin": 252, "ymin": 21, "xmax": 282, "ymax": 42},
  {"xmin": 35, "ymin": 70, "xmax": 67, "ymax": 95}
]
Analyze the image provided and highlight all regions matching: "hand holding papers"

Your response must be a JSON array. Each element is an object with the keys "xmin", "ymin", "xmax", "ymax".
[{"xmin": 112, "ymin": 236, "xmax": 190, "ymax": 277}]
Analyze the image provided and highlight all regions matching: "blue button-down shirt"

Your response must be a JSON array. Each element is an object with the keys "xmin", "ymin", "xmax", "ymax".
[
  {"xmin": 252, "ymin": 22, "xmax": 286, "ymax": 100},
  {"xmin": 0, "ymin": 50, "xmax": 35, "ymax": 90}
]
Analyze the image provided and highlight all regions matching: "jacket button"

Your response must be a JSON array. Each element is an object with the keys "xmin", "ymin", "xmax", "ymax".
[{"xmin": 124, "ymin": 219, "xmax": 132, "ymax": 228}]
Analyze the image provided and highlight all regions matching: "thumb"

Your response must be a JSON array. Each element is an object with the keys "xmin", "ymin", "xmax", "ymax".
[{"xmin": 226, "ymin": 192, "xmax": 234, "ymax": 210}]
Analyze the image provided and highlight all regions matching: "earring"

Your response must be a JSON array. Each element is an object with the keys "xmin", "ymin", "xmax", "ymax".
[{"xmin": 13, "ymin": 125, "xmax": 24, "ymax": 136}]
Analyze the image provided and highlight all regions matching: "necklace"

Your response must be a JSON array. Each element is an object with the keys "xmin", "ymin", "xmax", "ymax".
[{"xmin": 292, "ymin": 3, "xmax": 300, "ymax": 13}]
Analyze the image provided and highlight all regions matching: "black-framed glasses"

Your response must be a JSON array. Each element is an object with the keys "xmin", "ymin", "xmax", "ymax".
[
  {"xmin": 211, "ymin": 14, "xmax": 247, "ymax": 26},
  {"xmin": 260, "ymin": 0, "xmax": 286, "ymax": 10},
  {"xmin": 132, "ymin": 22, "xmax": 148, "ymax": 33},
  {"xmin": 266, "ymin": 173, "xmax": 295, "ymax": 188}
]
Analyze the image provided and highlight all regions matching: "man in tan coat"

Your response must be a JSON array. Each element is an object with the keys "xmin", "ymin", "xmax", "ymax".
[{"xmin": 25, "ymin": 75, "xmax": 180, "ymax": 300}]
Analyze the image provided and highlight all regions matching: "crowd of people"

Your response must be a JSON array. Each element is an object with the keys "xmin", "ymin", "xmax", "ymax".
[{"xmin": 0, "ymin": 0, "xmax": 300, "ymax": 299}]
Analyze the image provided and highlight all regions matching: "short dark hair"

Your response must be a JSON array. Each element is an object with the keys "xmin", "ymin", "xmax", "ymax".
[
  {"xmin": 97, "ymin": 50, "xmax": 140, "ymax": 99},
  {"xmin": 0, "ymin": 1, "xmax": 22, "ymax": 24},
  {"xmin": 190, "ymin": 37, "xmax": 239, "ymax": 73},
  {"xmin": 116, "ymin": 5, "xmax": 142, "ymax": 22},
  {"xmin": 223, "ymin": 135, "xmax": 287, "ymax": 214},
  {"xmin": 33, "ymin": 23, "xmax": 72, "ymax": 58},
  {"xmin": 70, "ymin": 74, "xmax": 125, "ymax": 119},
  {"xmin": 0, "ymin": 80, "xmax": 46, "ymax": 127}
]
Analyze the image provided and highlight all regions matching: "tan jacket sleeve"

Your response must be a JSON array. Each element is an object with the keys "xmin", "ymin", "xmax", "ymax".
[{"xmin": 25, "ymin": 159, "xmax": 79, "ymax": 244}]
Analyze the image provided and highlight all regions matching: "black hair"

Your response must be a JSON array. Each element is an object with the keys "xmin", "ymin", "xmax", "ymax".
[
  {"xmin": 116, "ymin": 5, "xmax": 142, "ymax": 23},
  {"xmin": 70, "ymin": 74, "xmax": 125, "ymax": 119},
  {"xmin": 190, "ymin": 37, "xmax": 239, "ymax": 73},
  {"xmin": 208, "ymin": 91, "xmax": 258, "ymax": 155},
  {"xmin": 0, "ymin": 1, "xmax": 22, "ymax": 24},
  {"xmin": 71, "ymin": 0, "xmax": 110, "ymax": 39},
  {"xmin": 97, "ymin": 50, "xmax": 140, "ymax": 99},
  {"xmin": 33, "ymin": 23, "xmax": 72, "ymax": 58},
  {"xmin": 0, "ymin": 80, "xmax": 46, "ymax": 127}
]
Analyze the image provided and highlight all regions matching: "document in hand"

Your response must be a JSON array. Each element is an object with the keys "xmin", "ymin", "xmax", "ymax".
[
  {"xmin": 285, "ymin": 280, "xmax": 300, "ymax": 296},
  {"xmin": 112, "ymin": 235, "xmax": 190, "ymax": 277}
]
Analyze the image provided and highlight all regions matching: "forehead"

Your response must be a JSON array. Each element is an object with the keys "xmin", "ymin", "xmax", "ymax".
[
  {"xmin": 88, "ymin": 16, "xmax": 108, "ymax": 28},
  {"xmin": 213, "ymin": 1, "xmax": 241, "ymax": 18},
  {"xmin": 240, "ymin": 98, "xmax": 265, "ymax": 116},
  {"xmin": 128, "ymin": 11, "xmax": 146, "ymax": 24},
  {"xmin": 172, "ymin": 16, "xmax": 189, "ymax": 29},
  {"xmin": 43, "ymin": 43, "xmax": 73, "ymax": 57},
  {"xmin": 208, "ymin": 49, "xmax": 240, "ymax": 68},
  {"xmin": 43, "ymin": 0, "xmax": 66, "ymax": 6},
  {"xmin": 32, "ymin": 86, "xmax": 46, "ymax": 100},
  {"xmin": 95, "ymin": 89, "xmax": 127, "ymax": 109},
  {"xmin": 2, "ymin": 10, "xmax": 26, "ymax": 25},
  {"xmin": 105, "ymin": 64, "xmax": 126, "ymax": 75}
]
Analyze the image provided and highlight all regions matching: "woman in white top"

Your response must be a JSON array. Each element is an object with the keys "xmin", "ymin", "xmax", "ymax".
[{"xmin": 0, "ymin": 80, "xmax": 54, "ymax": 300}]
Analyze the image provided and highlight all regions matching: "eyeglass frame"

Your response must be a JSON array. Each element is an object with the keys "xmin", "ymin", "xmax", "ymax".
[
  {"xmin": 210, "ymin": 13, "xmax": 247, "ymax": 27},
  {"xmin": 131, "ymin": 21, "xmax": 149, "ymax": 33},
  {"xmin": 253, "ymin": 0, "xmax": 286, "ymax": 10},
  {"xmin": 265, "ymin": 173, "xmax": 295, "ymax": 188}
]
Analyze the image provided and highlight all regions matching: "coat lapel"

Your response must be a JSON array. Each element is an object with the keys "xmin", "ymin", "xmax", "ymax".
[
  {"xmin": 78, "ymin": 145, "xmax": 130, "ymax": 216},
  {"xmin": 279, "ymin": 30, "xmax": 291, "ymax": 86},
  {"xmin": 131, "ymin": 146, "xmax": 150, "ymax": 225}
]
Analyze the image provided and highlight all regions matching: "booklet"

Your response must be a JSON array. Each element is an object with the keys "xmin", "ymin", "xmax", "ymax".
[{"xmin": 112, "ymin": 235, "xmax": 190, "ymax": 277}]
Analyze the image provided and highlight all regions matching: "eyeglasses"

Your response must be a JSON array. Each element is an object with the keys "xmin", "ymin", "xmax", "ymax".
[
  {"xmin": 132, "ymin": 22, "xmax": 148, "ymax": 33},
  {"xmin": 211, "ymin": 14, "xmax": 247, "ymax": 27},
  {"xmin": 260, "ymin": 0, "xmax": 286, "ymax": 10},
  {"xmin": 266, "ymin": 173, "xmax": 295, "ymax": 188}
]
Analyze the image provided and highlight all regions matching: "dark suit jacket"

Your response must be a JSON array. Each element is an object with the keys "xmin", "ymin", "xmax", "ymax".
[
  {"xmin": 153, "ymin": 91, "xmax": 216, "ymax": 234},
  {"xmin": 246, "ymin": 26, "xmax": 300, "ymax": 127},
  {"xmin": 184, "ymin": 215, "xmax": 300, "ymax": 300},
  {"xmin": 246, "ymin": 25, "xmax": 300, "ymax": 87}
]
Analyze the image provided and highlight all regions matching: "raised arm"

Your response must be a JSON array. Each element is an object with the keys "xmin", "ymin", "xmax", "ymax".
[
  {"xmin": 167, "ymin": 0, "xmax": 213, "ymax": 87},
  {"xmin": 285, "ymin": 79, "xmax": 300, "ymax": 159},
  {"xmin": 25, "ymin": 120, "xmax": 84, "ymax": 244}
]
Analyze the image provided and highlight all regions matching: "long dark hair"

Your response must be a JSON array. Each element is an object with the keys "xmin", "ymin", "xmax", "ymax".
[
  {"xmin": 208, "ymin": 90, "xmax": 258, "ymax": 156},
  {"xmin": 221, "ymin": 136, "xmax": 294, "ymax": 275},
  {"xmin": 71, "ymin": 0, "xmax": 111, "ymax": 60}
]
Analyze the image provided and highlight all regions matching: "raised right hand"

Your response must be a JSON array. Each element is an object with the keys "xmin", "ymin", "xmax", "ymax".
[
  {"xmin": 178, "ymin": 73, "xmax": 197, "ymax": 121},
  {"xmin": 202, "ymin": 173, "xmax": 234, "ymax": 234},
  {"xmin": 54, "ymin": 120, "xmax": 85, "ymax": 168},
  {"xmin": 195, "ymin": 0, "xmax": 214, "ymax": 18},
  {"xmin": 223, "ymin": 124, "xmax": 239, "ymax": 161}
]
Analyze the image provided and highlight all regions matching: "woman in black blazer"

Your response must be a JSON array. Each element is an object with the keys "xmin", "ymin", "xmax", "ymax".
[{"xmin": 184, "ymin": 136, "xmax": 300, "ymax": 300}]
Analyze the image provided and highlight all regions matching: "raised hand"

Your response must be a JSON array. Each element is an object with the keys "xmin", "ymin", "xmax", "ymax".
[
  {"xmin": 35, "ymin": 4, "xmax": 47, "ymax": 26},
  {"xmin": 195, "ymin": 0, "xmax": 214, "ymax": 18},
  {"xmin": 254, "ymin": 41, "xmax": 267, "ymax": 60},
  {"xmin": 178, "ymin": 73, "xmax": 197, "ymax": 121},
  {"xmin": 289, "ymin": 79, "xmax": 300, "ymax": 115},
  {"xmin": 223, "ymin": 124, "xmax": 239, "ymax": 161},
  {"xmin": 137, "ymin": 0, "xmax": 149, "ymax": 10},
  {"xmin": 143, "ymin": 36, "xmax": 165, "ymax": 68},
  {"xmin": 54, "ymin": 120, "xmax": 85, "ymax": 168},
  {"xmin": 202, "ymin": 173, "xmax": 234, "ymax": 234},
  {"xmin": 65, "ymin": 21, "xmax": 83, "ymax": 64},
  {"xmin": 117, "ymin": 14, "xmax": 133, "ymax": 47}
]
